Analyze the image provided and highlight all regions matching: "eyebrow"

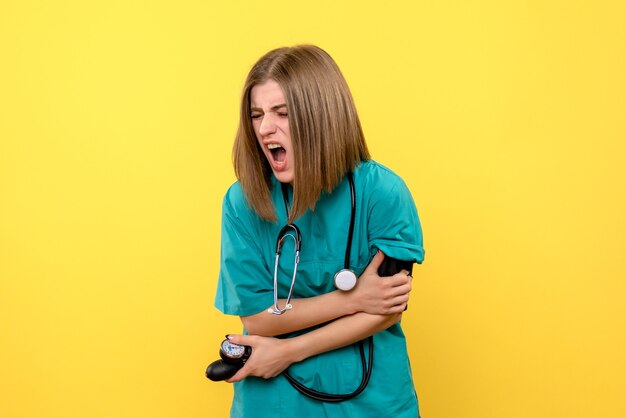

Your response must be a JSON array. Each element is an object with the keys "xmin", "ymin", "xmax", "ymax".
[{"xmin": 250, "ymin": 104, "xmax": 287, "ymax": 112}]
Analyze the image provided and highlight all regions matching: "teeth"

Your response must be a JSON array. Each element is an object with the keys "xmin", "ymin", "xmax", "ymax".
[{"xmin": 268, "ymin": 143, "xmax": 281, "ymax": 150}]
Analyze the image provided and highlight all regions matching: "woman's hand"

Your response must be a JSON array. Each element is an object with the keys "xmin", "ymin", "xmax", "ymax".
[
  {"xmin": 226, "ymin": 334, "xmax": 297, "ymax": 383},
  {"xmin": 352, "ymin": 251, "xmax": 413, "ymax": 315}
]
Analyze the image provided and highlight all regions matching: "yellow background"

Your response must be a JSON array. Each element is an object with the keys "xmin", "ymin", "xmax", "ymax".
[{"xmin": 1, "ymin": 1, "xmax": 624, "ymax": 417}]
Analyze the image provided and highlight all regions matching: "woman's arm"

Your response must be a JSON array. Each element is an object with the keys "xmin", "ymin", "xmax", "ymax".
[
  {"xmin": 227, "ymin": 310, "xmax": 402, "ymax": 382},
  {"xmin": 241, "ymin": 251, "xmax": 412, "ymax": 336}
]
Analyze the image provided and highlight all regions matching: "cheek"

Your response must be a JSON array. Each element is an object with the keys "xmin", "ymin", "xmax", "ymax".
[
  {"xmin": 281, "ymin": 123, "xmax": 291, "ymax": 143},
  {"xmin": 251, "ymin": 124, "xmax": 262, "ymax": 141}
]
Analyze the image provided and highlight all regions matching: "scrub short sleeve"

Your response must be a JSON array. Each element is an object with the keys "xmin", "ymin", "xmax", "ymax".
[
  {"xmin": 367, "ymin": 176, "xmax": 425, "ymax": 264},
  {"xmin": 214, "ymin": 185, "xmax": 274, "ymax": 317}
]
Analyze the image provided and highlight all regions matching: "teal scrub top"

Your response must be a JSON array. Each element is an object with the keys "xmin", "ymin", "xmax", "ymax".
[{"xmin": 215, "ymin": 160, "xmax": 425, "ymax": 418}]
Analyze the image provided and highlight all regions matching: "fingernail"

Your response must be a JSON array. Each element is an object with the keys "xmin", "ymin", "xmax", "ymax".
[{"xmin": 225, "ymin": 334, "xmax": 232, "ymax": 340}]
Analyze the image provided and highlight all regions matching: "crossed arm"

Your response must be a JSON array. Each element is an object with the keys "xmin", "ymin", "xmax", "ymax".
[{"xmin": 226, "ymin": 251, "xmax": 413, "ymax": 382}]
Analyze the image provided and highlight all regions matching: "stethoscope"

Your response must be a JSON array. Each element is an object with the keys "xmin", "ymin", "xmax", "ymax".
[
  {"xmin": 269, "ymin": 172, "xmax": 374, "ymax": 402},
  {"xmin": 269, "ymin": 173, "xmax": 359, "ymax": 315}
]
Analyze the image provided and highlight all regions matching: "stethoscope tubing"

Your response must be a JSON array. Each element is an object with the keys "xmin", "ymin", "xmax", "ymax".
[
  {"xmin": 269, "ymin": 224, "xmax": 301, "ymax": 315},
  {"xmin": 275, "ymin": 172, "xmax": 374, "ymax": 402}
]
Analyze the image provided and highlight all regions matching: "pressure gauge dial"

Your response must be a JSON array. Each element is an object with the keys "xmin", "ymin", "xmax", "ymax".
[{"xmin": 219, "ymin": 339, "xmax": 252, "ymax": 364}]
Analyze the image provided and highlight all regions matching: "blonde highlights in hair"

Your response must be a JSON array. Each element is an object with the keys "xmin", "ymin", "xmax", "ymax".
[{"xmin": 233, "ymin": 45, "xmax": 370, "ymax": 222}]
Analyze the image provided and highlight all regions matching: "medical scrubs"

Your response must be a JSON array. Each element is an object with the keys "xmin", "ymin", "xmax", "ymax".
[{"xmin": 215, "ymin": 160, "xmax": 425, "ymax": 418}]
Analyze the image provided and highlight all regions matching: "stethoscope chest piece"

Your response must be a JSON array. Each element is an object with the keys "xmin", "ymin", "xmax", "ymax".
[{"xmin": 334, "ymin": 269, "xmax": 357, "ymax": 291}]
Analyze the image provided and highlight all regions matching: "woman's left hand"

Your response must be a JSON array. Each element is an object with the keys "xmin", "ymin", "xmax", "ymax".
[
  {"xmin": 352, "ymin": 251, "xmax": 413, "ymax": 315},
  {"xmin": 225, "ymin": 334, "xmax": 296, "ymax": 383}
]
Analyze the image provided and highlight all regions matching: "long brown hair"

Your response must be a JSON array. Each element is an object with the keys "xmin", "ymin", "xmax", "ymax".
[{"xmin": 233, "ymin": 45, "xmax": 370, "ymax": 223}]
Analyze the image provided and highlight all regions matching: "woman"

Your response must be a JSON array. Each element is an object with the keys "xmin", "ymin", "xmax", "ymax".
[{"xmin": 214, "ymin": 45, "xmax": 425, "ymax": 417}]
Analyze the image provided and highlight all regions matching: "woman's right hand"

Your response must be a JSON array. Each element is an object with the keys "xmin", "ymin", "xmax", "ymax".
[
  {"xmin": 225, "ymin": 334, "xmax": 298, "ymax": 382},
  {"xmin": 352, "ymin": 251, "xmax": 412, "ymax": 315}
]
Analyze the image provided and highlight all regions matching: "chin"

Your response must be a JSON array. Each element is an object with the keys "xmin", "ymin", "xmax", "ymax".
[{"xmin": 273, "ymin": 171, "xmax": 294, "ymax": 184}]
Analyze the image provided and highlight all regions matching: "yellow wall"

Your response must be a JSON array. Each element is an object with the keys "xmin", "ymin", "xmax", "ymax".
[{"xmin": 1, "ymin": 1, "xmax": 624, "ymax": 417}]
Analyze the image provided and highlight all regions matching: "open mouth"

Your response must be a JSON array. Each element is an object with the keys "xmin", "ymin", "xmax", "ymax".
[{"xmin": 268, "ymin": 143, "xmax": 286, "ymax": 164}]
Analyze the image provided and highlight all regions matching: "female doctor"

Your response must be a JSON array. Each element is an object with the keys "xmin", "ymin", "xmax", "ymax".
[{"xmin": 214, "ymin": 45, "xmax": 425, "ymax": 417}]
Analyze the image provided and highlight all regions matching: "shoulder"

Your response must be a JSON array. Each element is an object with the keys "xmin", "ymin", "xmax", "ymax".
[
  {"xmin": 355, "ymin": 160, "xmax": 424, "ymax": 263},
  {"xmin": 354, "ymin": 160, "xmax": 410, "ymax": 197},
  {"xmin": 355, "ymin": 160, "xmax": 405, "ymax": 185},
  {"xmin": 353, "ymin": 160, "xmax": 418, "ymax": 219},
  {"xmin": 222, "ymin": 181, "xmax": 255, "ymax": 220}
]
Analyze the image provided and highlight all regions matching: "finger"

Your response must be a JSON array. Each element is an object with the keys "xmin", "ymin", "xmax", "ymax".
[
  {"xmin": 226, "ymin": 364, "xmax": 249, "ymax": 383},
  {"xmin": 388, "ymin": 273, "xmax": 411, "ymax": 287},
  {"xmin": 389, "ymin": 294, "xmax": 410, "ymax": 311},
  {"xmin": 392, "ymin": 294, "xmax": 410, "ymax": 306},
  {"xmin": 363, "ymin": 251, "xmax": 385, "ymax": 274},
  {"xmin": 388, "ymin": 283, "xmax": 412, "ymax": 297},
  {"xmin": 389, "ymin": 302, "xmax": 408, "ymax": 313},
  {"xmin": 392, "ymin": 270, "xmax": 410, "ymax": 280},
  {"xmin": 394, "ymin": 270, "xmax": 414, "ymax": 281},
  {"xmin": 383, "ymin": 292, "xmax": 409, "ymax": 308},
  {"xmin": 226, "ymin": 334, "xmax": 254, "ymax": 347}
]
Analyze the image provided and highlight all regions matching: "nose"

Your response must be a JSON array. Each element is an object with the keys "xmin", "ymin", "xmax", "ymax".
[{"xmin": 258, "ymin": 114, "xmax": 276, "ymax": 136}]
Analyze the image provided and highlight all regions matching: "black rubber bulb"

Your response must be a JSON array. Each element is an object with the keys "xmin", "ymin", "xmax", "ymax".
[{"xmin": 205, "ymin": 360, "xmax": 240, "ymax": 381}]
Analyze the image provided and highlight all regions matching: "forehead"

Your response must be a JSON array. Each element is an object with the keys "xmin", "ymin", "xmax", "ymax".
[{"xmin": 250, "ymin": 79, "xmax": 286, "ymax": 108}]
